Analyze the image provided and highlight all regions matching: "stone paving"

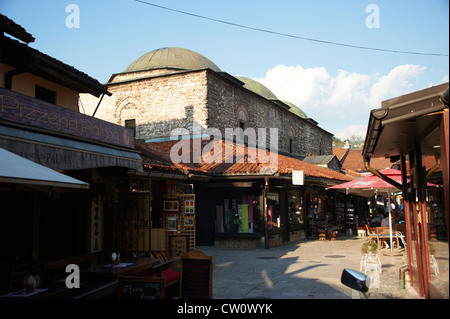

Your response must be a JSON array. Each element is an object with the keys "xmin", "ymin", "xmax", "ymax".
[{"xmin": 197, "ymin": 236, "xmax": 422, "ymax": 299}]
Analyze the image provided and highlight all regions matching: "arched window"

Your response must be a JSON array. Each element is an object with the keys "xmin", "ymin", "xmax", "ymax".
[
  {"xmin": 288, "ymin": 126, "xmax": 296, "ymax": 154},
  {"xmin": 116, "ymin": 97, "xmax": 143, "ymax": 138},
  {"xmin": 236, "ymin": 105, "xmax": 250, "ymax": 144},
  {"xmin": 236, "ymin": 105, "xmax": 249, "ymax": 129}
]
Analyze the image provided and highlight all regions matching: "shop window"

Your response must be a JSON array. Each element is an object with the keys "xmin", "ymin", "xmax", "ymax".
[
  {"xmin": 124, "ymin": 119, "xmax": 136, "ymax": 137},
  {"xmin": 422, "ymin": 152, "xmax": 448, "ymax": 298},
  {"xmin": 267, "ymin": 193, "xmax": 281, "ymax": 229},
  {"xmin": 35, "ymin": 85, "xmax": 56, "ymax": 104},
  {"xmin": 288, "ymin": 190, "xmax": 304, "ymax": 226},
  {"xmin": 215, "ymin": 195, "xmax": 262, "ymax": 233}
]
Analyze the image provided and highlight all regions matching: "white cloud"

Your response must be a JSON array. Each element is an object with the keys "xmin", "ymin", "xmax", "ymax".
[
  {"xmin": 254, "ymin": 64, "xmax": 426, "ymax": 141},
  {"xmin": 254, "ymin": 65, "xmax": 330, "ymax": 107},
  {"xmin": 332, "ymin": 124, "xmax": 368, "ymax": 141},
  {"xmin": 369, "ymin": 65, "xmax": 426, "ymax": 106}
]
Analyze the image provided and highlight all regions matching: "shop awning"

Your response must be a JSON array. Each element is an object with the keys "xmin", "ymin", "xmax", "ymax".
[
  {"xmin": 0, "ymin": 147, "xmax": 89, "ymax": 189},
  {"xmin": 362, "ymin": 83, "xmax": 448, "ymax": 161},
  {"xmin": 0, "ymin": 125, "xmax": 143, "ymax": 172}
]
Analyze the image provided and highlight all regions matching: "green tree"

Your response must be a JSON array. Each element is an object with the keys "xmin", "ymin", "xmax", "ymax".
[{"xmin": 332, "ymin": 136, "xmax": 345, "ymax": 148}]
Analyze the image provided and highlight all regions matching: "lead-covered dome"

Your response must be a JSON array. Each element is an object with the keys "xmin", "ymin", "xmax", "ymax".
[
  {"xmin": 235, "ymin": 76, "xmax": 278, "ymax": 100},
  {"xmin": 123, "ymin": 47, "xmax": 222, "ymax": 73},
  {"xmin": 282, "ymin": 101, "xmax": 308, "ymax": 119}
]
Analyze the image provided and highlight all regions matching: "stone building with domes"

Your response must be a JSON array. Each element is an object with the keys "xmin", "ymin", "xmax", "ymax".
[
  {"xmin": 80, "ymin": 47, "xmax": 355, "ymax": 249},
  {"xmin": 81, "ymin": 47, "xmax": 333, "ymax": 157}
]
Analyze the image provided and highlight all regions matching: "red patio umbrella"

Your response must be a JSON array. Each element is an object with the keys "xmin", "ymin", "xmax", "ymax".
[
  {"xmin": 327, "ymin": 168, "xmax": 402, "ymax": 196},
  {"xmin": 327, "ymin": 169, "xmax": 403, "ymax": 251},
  {"xmin": 328, "ymin": 169, "xmax": 437, "ymax": 251}
]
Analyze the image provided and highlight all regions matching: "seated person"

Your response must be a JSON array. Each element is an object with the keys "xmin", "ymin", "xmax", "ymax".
[
  {"xmin": 370, "ymin": 214, "xmax": 381, "ymax": 227},
  {"xmin": 381, "ymin": 216, "xmax": 391, "ymax": 227}
]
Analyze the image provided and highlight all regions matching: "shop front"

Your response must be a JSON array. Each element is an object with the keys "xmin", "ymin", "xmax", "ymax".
[
  {"xmin": 0, "ymin": 89, "xmax": 142, "ymax": 294},
  {"xmin": 195, "ymin": 176, "xmax": 354, "ymax": 249},
  {"xmin": 363, "ymin": 83, "xmax": 449, "ymax": 298},
  {"xmin": 137, "ymin": 138, "xmax": 354, "ymax": 249},
  {"xmin": 195, "ymin": 180, "xmax": 265, "ymax": 249}
]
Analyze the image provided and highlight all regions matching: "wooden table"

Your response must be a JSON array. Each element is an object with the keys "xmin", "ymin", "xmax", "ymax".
[{"xmin": 81, "ymin": 257, "xmax": 158, "ymax": 281}]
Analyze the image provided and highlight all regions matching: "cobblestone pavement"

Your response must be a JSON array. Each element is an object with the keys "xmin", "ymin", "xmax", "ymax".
[{"xmin": 198, "ymin": 236, "xmax": 422, "ymax": 299}]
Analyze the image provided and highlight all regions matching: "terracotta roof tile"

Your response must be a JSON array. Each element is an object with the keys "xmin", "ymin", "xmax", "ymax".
[
  {"xmin": 140, "ymin": 138, "xmax": 353, "ymax": 182},
  {"xmin": 338, "ymin": 148, "xmax": 392, "ymax": 172},
  {"xmin": 332, "ymin": 147, "xmax": 348, "ymax": 161}
]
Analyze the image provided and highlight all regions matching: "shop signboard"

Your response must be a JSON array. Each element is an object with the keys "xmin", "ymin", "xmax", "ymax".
[
  {"xmin": 180, "ymin": 250, "xmax": 212, "ymax": 299},
  {"xmin": 292, "ymin": 170, "xmax": 304, "ymax": 185},
  {"xmin": 0, "ymin": 88, "xmax": 134, "ymax": 148}
]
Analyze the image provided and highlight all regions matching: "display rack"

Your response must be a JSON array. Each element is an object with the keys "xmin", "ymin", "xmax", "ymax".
[
  {"xmin": 335, "ymin": 202, "xmax": 345, "ymax": 222},
  {"xmin": 163, "ymin": 194, "xmax": 196, "ymax": 253}
]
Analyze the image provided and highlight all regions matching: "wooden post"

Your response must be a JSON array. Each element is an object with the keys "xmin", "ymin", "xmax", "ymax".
[
  {"xmin": 441, "ymin": 109, "xmax": 449, "ymax": 244},
  {"xmin": 31, "ymin": 192, "xmax": 40, "ymax": 273},
  {"xmin": 263, "ymin": 177, "xmax": 269, "ymax": 248}
]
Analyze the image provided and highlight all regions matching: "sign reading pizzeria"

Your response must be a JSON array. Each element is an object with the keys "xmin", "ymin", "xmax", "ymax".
[{"xmin": 0, "ymin": 88, "xmax": 134, "ymax": 148}]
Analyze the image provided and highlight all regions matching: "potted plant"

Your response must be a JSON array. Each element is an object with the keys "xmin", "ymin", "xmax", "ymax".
[
  {"xmin": 360, "ymin": 241, "xmax": 381, "ymax": 274},
  {"xmin": 361, "ymin": 241, "xmax": 378, "ymax": 255}
]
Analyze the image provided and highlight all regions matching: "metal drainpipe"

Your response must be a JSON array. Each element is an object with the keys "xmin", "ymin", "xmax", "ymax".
[
  {"xmin": 364, "ymin": 159, "xmax": 382, "ymax": 178},
  {"xmin": 5, "ymin": 59, "xmax": 39, "ymax": 90},
  {"xmin": 364, "ymin": 159, "xmax": 403, "ymax": 190}
]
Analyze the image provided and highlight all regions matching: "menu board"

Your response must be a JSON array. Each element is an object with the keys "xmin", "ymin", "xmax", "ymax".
[
  {"xmin": 170, "ymin": 235, "xmax": 188, "ymax": 258},
  {"xmin": 180, "ymin": 250, "xmax": 212, "ymax": 299},
  {"xmin": 118, "ymin": 276, "xmax": 165, "ymax": 299}
]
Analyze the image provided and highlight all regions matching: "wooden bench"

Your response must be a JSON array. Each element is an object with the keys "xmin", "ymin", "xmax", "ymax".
[{"xmin": 149, "ymin": 251, "xmax": 181, "ymax": 298}]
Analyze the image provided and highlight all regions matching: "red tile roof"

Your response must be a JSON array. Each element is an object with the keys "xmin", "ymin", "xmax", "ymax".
[
  {"xmin": 332, "ymin": 147, "xmax": 348, "ymax": 161},
  {"xmin": 138, "ymin": 138, "xmax": 353, "ymax": 182},
  {"xmin": 334, "ymin": 147, "xmax": 393, "ymax": 173}
]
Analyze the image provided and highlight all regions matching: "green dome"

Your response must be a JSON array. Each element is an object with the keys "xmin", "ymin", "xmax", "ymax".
[
  {"xmin": 235, "ymin": 76, "xmax": 278, "ymax": 100},
  {"xmin": 282, "ymin": 101, "xmax": 308, "ymax": 119},
  {"xmin": 124, "ymin": 47, "xmax": 222, "ymax": 73}
]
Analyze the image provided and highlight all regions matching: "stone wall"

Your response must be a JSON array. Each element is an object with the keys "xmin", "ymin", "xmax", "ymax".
[
  {"xmin": 206, "ymin": 71, "xmax": 333, "ymax": 156},
  {"xmin": 82, "ymin": 70, "xmax": 209, "ymax": 140},
  {"xmin": 81, "ymin": 69, "xmax": 333, "ymax": 156}
]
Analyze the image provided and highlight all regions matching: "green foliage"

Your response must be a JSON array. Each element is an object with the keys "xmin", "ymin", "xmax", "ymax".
[{"xmin": 361, "ymin": 241, "xmax": 378, "ymax": 254}]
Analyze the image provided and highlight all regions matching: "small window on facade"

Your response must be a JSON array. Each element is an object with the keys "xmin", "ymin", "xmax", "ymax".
[
  {"xmin": 35, "ymin": 85, "xmax": 56, "ymax": 104},
  {"xmin": 239, "ymin": 121, "xmax": 245, "ymax": 130},
  {"xmin": 124, "ymin": 119, "xmax": 136, "ymax": 137},
  {"xmin": 289, "ymin": 138, "xmax": 294, "ymax": 153},
  {"xmin": 239, "ymin": 121, "xmax": 248, "ymax": 144}
]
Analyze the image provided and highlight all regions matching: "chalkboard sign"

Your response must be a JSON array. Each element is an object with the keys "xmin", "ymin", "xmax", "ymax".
[
  {"xmin": 118, "ymin": 276, "xmax": 165, "ymax": 299},
  {"xmin": 180, "ymin": 250, "xmax": 212, "ymax": 299}
]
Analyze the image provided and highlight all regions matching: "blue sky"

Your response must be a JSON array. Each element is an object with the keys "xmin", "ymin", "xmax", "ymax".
[{"xmin": 2, "ymin": 0, "xmax": 449, "ymax": 141}]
